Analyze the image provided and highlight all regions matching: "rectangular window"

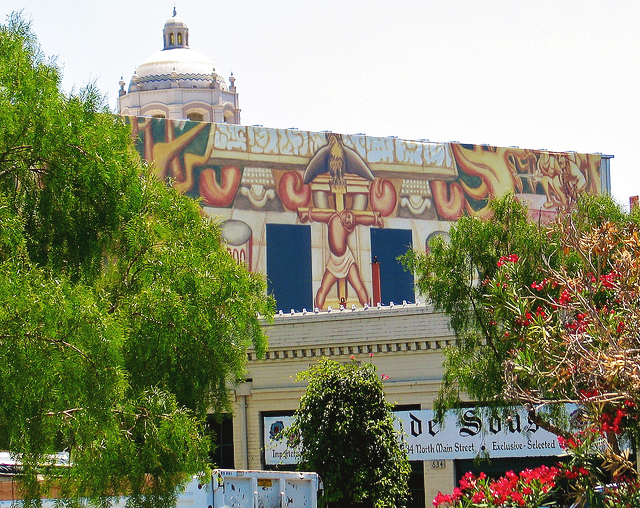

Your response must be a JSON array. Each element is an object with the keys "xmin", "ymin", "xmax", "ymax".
[
  {"xmin": 207, "ymin": 414, "xmax": 234, "ymax": 469},
  {"xmin": 370, "ymin": 228, "xmax": 414, "ymax": 305},
  {"xmin": 266, "ymin": 224, "xmax": 313, "ymax": 312}
]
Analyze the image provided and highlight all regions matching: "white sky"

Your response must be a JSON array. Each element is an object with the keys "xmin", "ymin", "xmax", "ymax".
[{"xmin": 4, "ymin": 0, "xmax": 639, "ymax": 206}]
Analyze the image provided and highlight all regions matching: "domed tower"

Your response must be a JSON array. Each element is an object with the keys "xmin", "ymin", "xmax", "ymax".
[{"xmin": 118, "ymin": 9, "xmax": 240, "ymax": 124}]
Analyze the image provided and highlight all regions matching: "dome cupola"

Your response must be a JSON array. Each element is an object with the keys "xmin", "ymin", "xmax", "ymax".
[
  {"xmin": 163, "ymin": 8, "xmax": 189, "ymax": 49},
  {"xmin": 126, "ymin": 9, "xmax": 226, "ymax": 93},
  {"xmin": 118, "ymin": 9, "xmax": 241, "ymax": 124}
]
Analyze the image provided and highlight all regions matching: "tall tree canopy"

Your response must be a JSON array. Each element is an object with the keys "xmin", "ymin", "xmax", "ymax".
[
  {"xmin": 406, "ymin": 193, "xmax": 640, "ymax": 499},
  {"xmin": 403, "ymin": 195, "xmax": 551, "ymax": 414},
  {"xmin": 0, "ymin": 13, "xmax": 273, "ymax": 506},
  {"xmin": 484, "ymin": 197, "xmax": 640, "ymax": 480}
]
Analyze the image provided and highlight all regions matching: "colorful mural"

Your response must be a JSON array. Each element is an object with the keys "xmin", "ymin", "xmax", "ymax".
[{"xmin": 125, "ymin": 116, "xmax": 603, "ymax": 311}]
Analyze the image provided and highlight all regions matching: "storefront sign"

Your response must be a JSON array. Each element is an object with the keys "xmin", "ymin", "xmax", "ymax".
[
  {"xmin": 394, "ymin": 408, "xmax": 566, "ymax": 460},
  {"xmin": 264, "ymin": 416, "xmax": 300, "ymax": 465},
  {"xmin": 263, "ymin": 407, "xmax": 571, "ymax": 465}
]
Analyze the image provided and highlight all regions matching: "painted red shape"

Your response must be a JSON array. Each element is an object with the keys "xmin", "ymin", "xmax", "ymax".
[
  {"xmin": 199, "ymin": 166, "xmax": 241, "ymax": 207},
  {"xmin": 369, "ymin": 178, "xmax": 397, "ymax": 217},
  {"xmin": 430, "ymin": 180, "xmax": 465, "ymax": 220},
  {"xmin": 278, "ymin": 171, "xmax": 311, "ymax": 211}
]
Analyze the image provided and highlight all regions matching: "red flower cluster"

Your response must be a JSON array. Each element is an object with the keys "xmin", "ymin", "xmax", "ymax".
[
  {"xmin": 557, "ymin": 435, "xmax": 581, "ymax": 450},
  {"xmin": 497, "ymin": 254, "xmax": 519, "ymax": 267},
  {"xmin": 519, "ymin": 465, "xmax": 560, "ymax": 486},
  {"xmin": 461, "ymin": 471, "xmax": 485, "ymax": 485},
  {"xmin": 566, "ymin": 312, "xmax": 589, "ymax": 333},
  {"xmin": 489, "ymin": 470, "xmax": 523, "ymax": 505},
  {"xmin": 599, "ymin": 271, "xmax": 619, "ymax": 289},
  {"xmin": 531, "ymin": 278, "xmax": 558, "ymax": 291},
  {"xmin": 579, "ymin": 388, "xmax": 600, "ymax": 400},
  {"xmin": 433, "ymin": 489, "xmax": 461, "ymax": 506},
  {"xmin": 514, "ymin": 308, "xmax": 545, "ymax": 327},
  {"xmin": 600, "ymin": 408, "xmax": 627, "ymax": 435},
  {"xmin": 557, "ymin": 288, "xmax": 572, "ymax": 305},
  {"xmin": 564, "ymin": 466, "xmax": 590, "ymax": 479},
  {"xmin": 433, "ymin": 466, "xmax": 560, "ymax": 507},
  {"xmin": 515, "ymin": 313, "xmax": 533, "ymax": 327}
]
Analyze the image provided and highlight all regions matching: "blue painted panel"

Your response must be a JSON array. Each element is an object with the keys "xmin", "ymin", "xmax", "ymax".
[
  {"xmin": 266, "ymin": 224, "xmax": 313, "ymax": 312},
  {"xmin": 370, "ymin": 228, "xmax": 414, "ymax": 305}
]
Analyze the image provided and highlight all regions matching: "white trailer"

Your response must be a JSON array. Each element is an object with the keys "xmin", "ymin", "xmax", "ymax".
[
  {"xmin": 0, "ymin": 469, "xmax": 322, "ymax": 508},
  {"xmin": 210, "ymin": 469, "xmax": 321, "ymax": 508}
]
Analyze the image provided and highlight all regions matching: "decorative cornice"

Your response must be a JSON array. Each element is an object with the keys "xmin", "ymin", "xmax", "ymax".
[
  {"xmin": 251, "ymin": 303, "xmax": 455, "ymax": 362},
  {"xmin": 247, "ymin": 337, "xmax": 455, "ymax": 362},
  {"xmin": 135, "ymin": 73, "xmax": 214, "ymax": 84}
]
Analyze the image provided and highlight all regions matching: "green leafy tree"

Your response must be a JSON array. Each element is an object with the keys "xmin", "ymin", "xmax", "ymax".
[
  {"xmin": 288, "ymin": 358, "xmax": 410, "ymax": 508},
  {"xmin": 403, "ymin": 195, "xmax": 551, "ymax": 417},
  {"xmin": 408, "ymin": 193, "xmax": 640, "ymax": 504},
  {"xmin": 404, "ymin": 194, "xmax": 638, "ymax": 421},
  {"xmin": 0, "ymin": 13, "xmax": 273, "ymax": 506},
  {"xmin": 484, "ymin": 199, "xmax": 640, "ymax": 479}
]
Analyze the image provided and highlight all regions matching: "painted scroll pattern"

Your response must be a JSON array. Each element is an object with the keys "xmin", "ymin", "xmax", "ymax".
[{"xmin": 126, "ymin": 117, "xmax": 601, "ymax": 222}]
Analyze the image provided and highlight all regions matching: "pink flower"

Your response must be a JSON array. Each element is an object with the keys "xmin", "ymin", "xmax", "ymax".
[
  {"xmin": 471, "ymin": 491, "xmax": 486, "ymax": 503},
  {"xmin": 498, "ymin": 254, "xmax": 519, "ymax": 267},
  {"xmin": 433, "ymin": 492, "xmax": 452, "ymax": 507}
]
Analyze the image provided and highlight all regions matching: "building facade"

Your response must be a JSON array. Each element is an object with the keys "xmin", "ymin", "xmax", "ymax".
[
  {"xmin": 124, "ymin": 114, "xmax": 610, "ymax": 505},
  {"xmin": 120, "ymin": 12, "xmax": 612, "ymax": 506}
]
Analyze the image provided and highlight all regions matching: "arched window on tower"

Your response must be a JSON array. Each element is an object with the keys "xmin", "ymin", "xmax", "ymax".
[
  {"xmin": 223, "ymin": 109, "xmax": 235, "ymax": 124},
  {"xmin": 177, "ymin": 33, "xmax": 182, "ymax": 45},
  {"xmin": 170, "ymin": 33, "xmax": 174, "ymax": 45},
  {"xmin": 186, "ymin": 112, "xmax": 204, "ymax": 122}
]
